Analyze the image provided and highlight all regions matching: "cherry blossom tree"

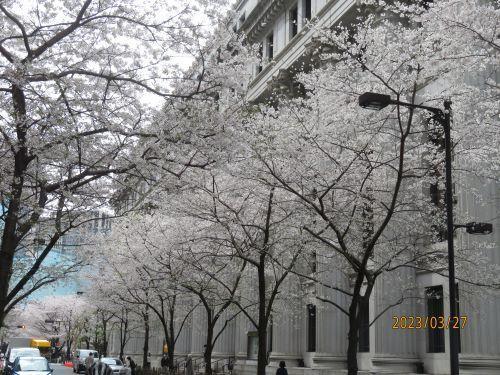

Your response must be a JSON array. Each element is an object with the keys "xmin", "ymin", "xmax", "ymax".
[
  {"xmin": 0, "ymin": 0, "xmax": 232, "ymax": 328},
  {"xmin": 169, "ymin": 170, "xmax": 310, "ymax": 375},
  {"xmin": 87, "ymin": 214, "xmax": 200, "ymax": 371},
  {"xmin": 166, "ymin": 211, "xmax": 247, "ymax": 375},
  {"xmin": 230, "ymin": 1, "xmax": 499, "ymax": 374},
  {"xmin": 5, "ymin": 295, "xmax": 91, "ymax": 359}
]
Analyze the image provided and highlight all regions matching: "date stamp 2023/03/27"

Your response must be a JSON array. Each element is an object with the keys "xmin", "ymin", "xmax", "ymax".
[{"xmin": 392, "ymin": 316, "xmax": 468, "ymax": 329}]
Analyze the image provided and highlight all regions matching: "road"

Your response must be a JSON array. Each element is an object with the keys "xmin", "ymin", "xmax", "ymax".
[{"xmin": 51, "ymin": 363, "xmax": 74, "ymax": 375}]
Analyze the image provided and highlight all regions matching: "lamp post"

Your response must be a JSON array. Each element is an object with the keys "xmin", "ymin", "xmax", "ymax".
[{"xmin": 358, "ymin": 92, "xmax": 455, "ymax": 374}]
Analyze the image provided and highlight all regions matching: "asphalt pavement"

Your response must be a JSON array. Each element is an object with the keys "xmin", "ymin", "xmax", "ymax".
[{"xmin": 51, "ymin": 363, "xmax": 74, "ymax": 375}]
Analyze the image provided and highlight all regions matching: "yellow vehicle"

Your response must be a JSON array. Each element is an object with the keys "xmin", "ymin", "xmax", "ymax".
[{"xmin": 29, "ymin": 339, "xmax": 51, "ymax": 358}]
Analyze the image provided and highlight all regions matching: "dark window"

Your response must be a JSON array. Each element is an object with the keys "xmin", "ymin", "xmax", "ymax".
[
  {"xmin": 426, "ymin": 286, "xmax": 445, "ymax": 353},
  {"xmin": 290, "ymin": 4, "xmax": 298, "ymax": 38},
  {"xmin": 266, "ymin": 33, "xmax": 274, "ymax": 60},
  {"xmin": 358, "ymin": 298, "xmax": 370, "ymax": 352},
  {"xmin": 420, "ymin": 0, "xmax": 434, "ymax": 10},
  {"xmin": 310, "ymin": 251, "xmax": 317, "ymax": 273},
  {"xmin": 304, "ymin": 0, "xmax": 312, "ymax": 21},
  {"xmin": 307, "ymin": 304, "xmax": 316, "ymax": 352},
  {"xmin": 257, "ymin": 43, "xmax": 263, "ymax": 73},
  {"xmin": 247, "ymin": 332, "xmax": 258, "ymax": 359}
]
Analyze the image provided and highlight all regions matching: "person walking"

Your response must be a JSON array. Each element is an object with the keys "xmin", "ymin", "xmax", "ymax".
[
  {"xmin": 84, "ymin": 353, "xmax": 95, "ymax": 375},
  {"xmin": 185, "ymin": 354, "xmax": 194, "ymax": 375},
  {"xmin": 276, "ymin": 361, "xmax": 288, "ymax": 375},
  {"xmin": 160, "ymin": 354, "xmax": 168, "ymax": 370},
  {"xmin": 126, "ymin": 356, "xmax": 136, "ymax": 375}
]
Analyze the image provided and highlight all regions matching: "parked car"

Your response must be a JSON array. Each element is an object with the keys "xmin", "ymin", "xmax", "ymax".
[
  {"xmin": 4, "ymin": 348, "xmax": 41, "ymax": 375},
  {"xmin": 99, "ymin": 358, "xmax": 125, "ymax": 375},
  {"xmin": 72, "ymin": 350, "xmax": 98, "ymax": 374},
  {"xmin": 10, "ymin": 357, "xmax": 51, "ymax": 375}
]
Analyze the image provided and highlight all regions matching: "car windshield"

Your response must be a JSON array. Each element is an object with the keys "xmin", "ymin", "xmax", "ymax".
[
  {"xmin": 10, "ymin": 350, "xmax": 40, "ymax": 362},
  {"xmin": 101, "ymin": 359, "xmax": 122, "ymax": 366},
  {"xmin": 16, "ymin": 358, "xmax": 49, "ymax": 371}
]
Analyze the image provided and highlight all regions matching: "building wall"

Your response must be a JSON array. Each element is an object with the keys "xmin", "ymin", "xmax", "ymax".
[{"xmin": 107, "ymin": 1, "xmax": 500, "ymax": 374}]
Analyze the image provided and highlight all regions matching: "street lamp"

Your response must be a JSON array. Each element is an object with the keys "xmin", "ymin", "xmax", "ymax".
[
  {"xmin": 454, "ymin": 222, "xmax": 493, "ymax": 235},
  {"xmin": 358, "ymin": 92, "xmax": 492, "ymax": 375}
]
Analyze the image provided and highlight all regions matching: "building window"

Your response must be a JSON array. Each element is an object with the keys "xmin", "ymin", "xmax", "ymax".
[
  {"xmin": 257, "ymin": 43, "xmax": 263, "ymax": 73},
  {"xmin": 304, "ymin": 0, "xmax": 312, "ymax": 21},
  {"xmin": 266, "ymin": 32, "xmax": 274, "ymax": 61},
  {"xmin": 358, "ymin": 298, "xmax": 370, "ymax": 352},
  {"xmin": 426, "ymin": 286, "xmax": 445, "ymax": 353},
  {"xmin": 420, "ymin": 0, "xmax": 434, "ymax": 10},
  {"xmin": 247, "ymin": 332, "xmax": 258, "ymax": 359},
  {"xmin": 307, "ymin": 304, "xmax": 316, "ymax": 352},
  {"xmin": 309, "ymin": 251, "xmax": 317, "ymax": 274},
  {"xmin": 289, "ymin": 4, "xmax": 298, "ymax": 39},
  {"xmin": 289, "ymin": 4, "xmax": 299, "ymax": 39}
]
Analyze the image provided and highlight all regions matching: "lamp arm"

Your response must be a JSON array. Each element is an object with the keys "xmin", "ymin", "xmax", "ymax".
[{"xmin": 389, "ymin": 99, "xmax": 443, "ymax": 116}]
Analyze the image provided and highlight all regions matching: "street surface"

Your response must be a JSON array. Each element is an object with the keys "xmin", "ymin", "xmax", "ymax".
[{"xmin": 51, "ymin": 363, "xmax": 73, "ymax": 375}]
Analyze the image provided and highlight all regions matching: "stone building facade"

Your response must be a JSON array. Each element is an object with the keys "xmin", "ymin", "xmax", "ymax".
[{"xmin": 108, "ymin": 1, "xmax": 500, "ymax": 374}]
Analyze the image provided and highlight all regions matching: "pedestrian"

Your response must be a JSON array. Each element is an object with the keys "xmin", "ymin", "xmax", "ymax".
[
  {"xmin": 160, "ymin": 353, "xmax": 168, "ymax": 369},
  {"xmin": 185, "ymin": 354, "xmax": 194, "ymax": 375},
  {"xmin": 85, "ymin": 353, "xmax": 95, "ymax": 375},
  {"xmin": 276, "ymin": 361, "xmax": 288, "ymax": 375},
  {"xmin": 126, "ymin": 356, "xmax": 136, "ymax": 375}
]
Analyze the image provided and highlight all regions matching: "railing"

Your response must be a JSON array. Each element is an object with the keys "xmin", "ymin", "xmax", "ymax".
[
  {"xmin": 173, "ymin": 359, "xmax": 186, "ymax": 375},
  {"xmin": 169, "ymin": 356, "xmax": 234, "ymax": 375},
  {"xmin": 192, "ymin": 357, "xmax": 204, "ymax": 373}
]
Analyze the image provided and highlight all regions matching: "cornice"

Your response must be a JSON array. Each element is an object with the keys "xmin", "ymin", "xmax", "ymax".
[{"xmin": 240, "ymin": 0, "xmax": 289, "ymax": 43}]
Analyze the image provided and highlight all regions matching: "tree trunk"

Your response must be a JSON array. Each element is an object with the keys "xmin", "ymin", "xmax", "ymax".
[
  {"xmin": 167, "ymin": 306, "xmax": 176, "ymax": 372},
  {"xmin": 346, "ymin": 303, "xmax": 360, "ymax": 375},
  {"xmin": 257, "ymin": 325, "xmax": 267, "ymax": 375},
  {"xmin": 119, "ymin": 317, "xmax": 128, "ymax": 362},
  {"xmin": 66, "ymin": 339, "xmax": 73, "ymax": 358},
  {"xmin": 102, "ymin": 317, "xmax": 108, "ymax": 356},
  {"xmin": 204, "ymin": 317, "xmax": 214, "ymax": 375},
  {"xmin": 256, "ymin": 262, "xmax": 268, "ymax": 375},
  {"xmin": 159, "ymin": 316, "xmax": 174, "ymax": 373},
  {"xmin": 0, "ymin": 84, "xmax": 31, "ymax": 328},
  {"xmin": 345, "ymin": 270, "xmax": 365, "ymax": 375},
  {"xmin": 165, "ymin": 332, "xmax": 175, "ymax": 374},
  {"xmin": 143, "ymin": 311, "xmax": 150, "ymax": 368}
]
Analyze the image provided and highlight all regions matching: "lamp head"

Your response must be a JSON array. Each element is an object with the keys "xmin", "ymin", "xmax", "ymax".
[
  {"xmin": 359, "ymin": 92, "xmax": 392, "ymax": 110},
  {"xmin": 465, "ymin": 222, "xmax": 493, "ymax": 235}
]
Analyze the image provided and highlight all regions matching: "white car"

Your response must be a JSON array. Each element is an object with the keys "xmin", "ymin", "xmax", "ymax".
[
  {"xmin": 4, "ymin": 348, "xmax": 41, "ymax": 375},
  {"xmin": 99, "ymin": 358, "xmax": 125, "ymax": 375},
  {"xmin": 10, "ymin": 357, "xmax": 52, "ymax": 375}
]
